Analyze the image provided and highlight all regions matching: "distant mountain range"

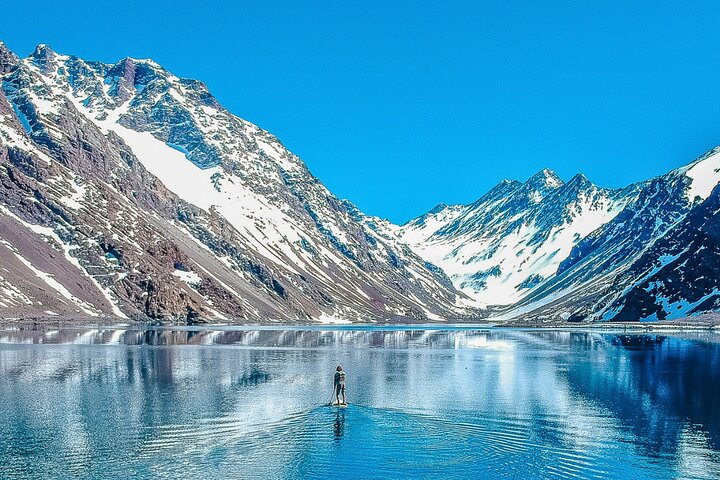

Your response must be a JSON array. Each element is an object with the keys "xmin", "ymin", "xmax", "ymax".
[
  {"xmin": 396, "ymin": 147, "xmax": 720, "ymax": 322},
  {"xmin": 0, "ymin": 42, "xmax": 718, "ymax": 323}
]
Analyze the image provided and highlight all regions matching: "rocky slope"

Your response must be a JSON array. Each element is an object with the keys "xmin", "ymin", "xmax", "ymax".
[
  {"xmin": 0, "ymin": 42, "xmax": 474, "ymax": 323},
  {"xmin": 595, "ymin": 182, "xmax": 720, "ymax": 321}
]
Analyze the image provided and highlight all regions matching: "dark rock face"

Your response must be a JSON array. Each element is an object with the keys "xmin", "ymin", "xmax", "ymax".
[
  {"xmin": 0, "ymin": 43, "xmax": 474, "ymax": 323},
  {"xmin": 609, "ymin": 184, "xmax": 720, "ymax": 320},
  {"xmin": 0, "ymin": 42, "xmax": 19, "ymax": 74},
  {"xmin": 557, "ymin": 171, "xmax": 695, "ymax": 278}
]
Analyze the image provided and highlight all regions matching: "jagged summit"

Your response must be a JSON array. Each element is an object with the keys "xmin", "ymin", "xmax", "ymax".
[
  {"xmin": 32, "ymin": 43, "xmax": 55, "ymax": 56},
  {"xmin": 31, "ymin": 43, "xmax": 56, "ymax": 61},
  {"xmin": 0, "ymin": 41, "xmax": 19, "ymax": 74},
  {"xmin": 484, "ymin": 178, "xmax": 522, "ymax": 195},
  {"xmin": 525, "ymin": 168, "xmax": 563, "ymax": 189},
  {"xmin": 564, "ymin": 172, "xmax": 593, "ymax": 189},
  {"xmin": 30, "ymin": 44, "xmax": 57, "ymax": 74},
  {"xmin": 426, "ymin": 203, "xmax": 453, "ymax": 214},
  {"xmin": 686, "ymin": 145, "xmax": 720, "ymax": 166}
]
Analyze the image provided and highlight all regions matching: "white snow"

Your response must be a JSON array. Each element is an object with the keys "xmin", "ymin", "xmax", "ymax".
[
  {"xmin": 0, "ymin": 115, "xmax": 54, "ymax": 165},
  {"xmin": 87, "ymin": 116, "xmax": 306, "ymax": 270},
  {"xmin": 57, "ymin": 177, "xmax": 87, "ymax": 210},
  {"xmin": 256, "ymin": 137, "xmax": 299, "ymax": 173},
  {"xmin": 683, "ymin": 150, "xmax": 720, "ymax": 203},
  {"xmin": 0, "ymin": 276, "xmax": 33, "ymax": 306},
  {"xmin": 409, "ymin": 205, "xmax": 622, "ymax": 305},
  {"xmin": 314, "ymin": 312, "xmax": 352, "ymax": 324},
  {"xmin": 172, "ymin": 269, "xmax": 202, "ymax": 285},
  {"xmin": 25, "ymin": 88, "xmax": 62, "ymax": 116},
  {"xmin": 11, "ymin": 251, "xmax": 98, "ymax": 316},
  {"xmin": 397, "ymin": 205, "xmax": 464, "ymax": 246}
]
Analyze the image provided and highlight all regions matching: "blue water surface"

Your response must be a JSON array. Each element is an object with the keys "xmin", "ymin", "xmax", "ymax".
[{"xmin": 1, "ymin": 327, "xmax": 719, "ymax": 479}]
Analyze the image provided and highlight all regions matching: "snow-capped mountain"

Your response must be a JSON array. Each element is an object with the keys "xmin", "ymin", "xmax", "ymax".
[
  {"xmin": 2, "ymin": 41, "xmax": 719, "ymax": 325},
  {"xmin": 0, "ymin": 42, "xmax": 474, "ymax": 322},
  {"xmin": 501, "ymin": 148, "xmax": 720, "ymax": 322},
  {"xmin": 397, "ymin": 148, "xmax": 720, "ymax": 322},
  {"xmin": 397, "ymin": 168, "xmax": 641, "ymax": 306}
]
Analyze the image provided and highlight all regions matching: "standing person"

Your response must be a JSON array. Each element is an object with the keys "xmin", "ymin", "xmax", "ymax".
[{"xmin": 333, "ymin": 365, "xmax": 346, "ymax": 405}]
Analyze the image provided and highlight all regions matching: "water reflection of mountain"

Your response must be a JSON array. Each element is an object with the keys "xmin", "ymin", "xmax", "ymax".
[
  {"xmin": 610, "ymin": 334, "xmax": 667, "ymax": 348},
  {"xmin": 2, "ymin": 327, "xmax": 720, "ymax": 478},
  {"xmin": 565, "ymin": 333, "xmax": 720, "ymax": 454},
  {"xmin": 0, "ymin": 327, "xmax": 493, "ymax": 349},
  {"xmin": 236, "ymin": 368, "xmax": 271, "ymax": 387}
]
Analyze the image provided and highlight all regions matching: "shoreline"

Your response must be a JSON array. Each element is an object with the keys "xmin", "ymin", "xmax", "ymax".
[{"xmin": 2, "ymin": 315, "xmax": 719, "ymax": 333}]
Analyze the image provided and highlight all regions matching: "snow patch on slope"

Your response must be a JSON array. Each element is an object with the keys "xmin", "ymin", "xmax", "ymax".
[
  {"xmin": 0, "ymin": 204, "xmax": 128, "ymax": 318},
  {"xmin": 683, "ymin": 149, "xmax": 720, "ymax": 203},
  {"xmin": 173, "ymin": 269, "xmax": 201, "ymax": 285},
  {"xmin": 11, "ymin": 251, "xmax": 97, "ymax": 316}
]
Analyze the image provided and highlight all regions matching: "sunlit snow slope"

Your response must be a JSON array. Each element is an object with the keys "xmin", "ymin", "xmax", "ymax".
[{"xmin": 397, "ymin": 169, "xmax": 639, "ymax": 306}]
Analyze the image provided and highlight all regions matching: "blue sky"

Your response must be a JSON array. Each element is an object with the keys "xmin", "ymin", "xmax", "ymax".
[{"xmin": 3, "ymin": 1, "xmax": 720, "ymax": 223}]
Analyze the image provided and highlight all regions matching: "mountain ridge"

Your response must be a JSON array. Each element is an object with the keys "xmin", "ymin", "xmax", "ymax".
[
  {"xmin": 0, "ymin": 43, "xmax": 475, "ymax": 323},
  {"xmin": 396, "ymin": 146, "xmax": 720, "ymax": 322},
  {"xmin": 1, "ymin": 42, "xmax": 720, "ymax": 324}
]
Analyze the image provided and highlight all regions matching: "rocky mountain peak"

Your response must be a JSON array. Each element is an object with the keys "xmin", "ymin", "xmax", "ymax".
[
  {"xmin": 109, "ymin": 57, "xmax": 136, "ymax": 78},
  {"xmin": 31, "ymin": 44, "xmax": 57, "ymax": 74},
  {"xmin": 493, "ymin": 178, "xmax": 522, "ymax": 192},
  {"xmin": 467, "ymin": 179, "xmax": 521, "ymax": 207},
  {"xmin": 526, "ymin": 168, "xmax": 563, "ymax": 190},
  {"xmin": 0, "ymin": 41, "xmax": 19, "ymax": 74},
  {"xmin": 518, "ymin": 168, "xmax": 564, "ymax": 204},
  {"xmin": 31, "ymin": 44, "xmax": 56, "ymax": 60},
  {"xmin": 564, "ymin": 172, "xmax": 594, "ymax": 190},
  {"xmin": 427, "ymin": 203, "xmax": 451, "ymax": 214},
  {"xmin": 107, "ymin": 57, "xmax": 138, "ymax": 101}
]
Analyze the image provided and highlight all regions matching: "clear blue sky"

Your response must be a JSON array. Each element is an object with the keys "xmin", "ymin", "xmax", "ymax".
[{"xmin": 3, "ymin": 1, "xmax": 720, "ymax": 223}]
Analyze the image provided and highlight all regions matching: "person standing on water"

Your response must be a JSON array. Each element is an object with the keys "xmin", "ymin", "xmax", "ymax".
[{"xmin": 333, "ymin": 365, "xmax": 346, "ymax": 405}]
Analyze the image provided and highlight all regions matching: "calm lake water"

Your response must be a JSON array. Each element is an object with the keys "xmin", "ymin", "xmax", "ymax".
[{"xmin": 1, "ymin": 326, "xmax": 719, "ymax": 479}]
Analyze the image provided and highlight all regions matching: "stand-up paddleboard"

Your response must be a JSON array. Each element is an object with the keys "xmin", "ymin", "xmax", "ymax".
[{"xmin": 330, "ymin": 402, "xmax": 348, "ymax": 408}]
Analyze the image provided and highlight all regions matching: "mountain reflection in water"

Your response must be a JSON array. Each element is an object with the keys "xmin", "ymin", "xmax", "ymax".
[{"xmin": 1, "ymin": 327, "xmax": 719, "ymax": 479}]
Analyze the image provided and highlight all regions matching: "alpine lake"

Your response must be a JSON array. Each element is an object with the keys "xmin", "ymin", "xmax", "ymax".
[{"xmin": 1, "ymin": 324, "xmax": 719, "ymax": 479}]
